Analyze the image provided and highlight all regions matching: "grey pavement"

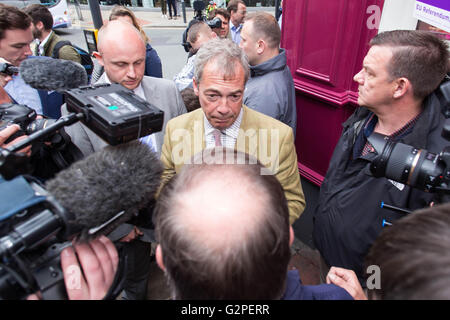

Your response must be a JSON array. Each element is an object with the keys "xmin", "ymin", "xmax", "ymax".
[{"xmin": 68, "ymin": 4, "xmax": 275, "ymax": 29}]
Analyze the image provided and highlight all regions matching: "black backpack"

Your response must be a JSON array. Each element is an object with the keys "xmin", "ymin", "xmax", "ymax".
[{"xmin": 52, "ymin": 40, "xmax": 93, "ymax": 76}]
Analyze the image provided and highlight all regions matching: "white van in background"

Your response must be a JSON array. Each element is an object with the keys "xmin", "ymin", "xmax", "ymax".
[{"xmin": 2, "ymin": 0, "xmax": 71, "ymax": 28}]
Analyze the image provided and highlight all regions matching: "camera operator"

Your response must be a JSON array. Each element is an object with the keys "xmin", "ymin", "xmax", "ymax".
[
  {"xmin": 313, "ymin": 30, "xmax": 450, "ymax": 286},
  {"xmin": 207, "ymin": 8, "xmax": 230, "ymax": 39},
  {"xmin": 0, "ymin": 4, "xmax": 64, "ymax": 119},
  {"xmin": 0, "ymin": 72, "xmax": 31, "ymax": 156}
]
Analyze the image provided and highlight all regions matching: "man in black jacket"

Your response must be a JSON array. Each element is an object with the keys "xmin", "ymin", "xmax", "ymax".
[{"xmin": 313, "ymin": 30, "xmax": 449, "ymax": 285}]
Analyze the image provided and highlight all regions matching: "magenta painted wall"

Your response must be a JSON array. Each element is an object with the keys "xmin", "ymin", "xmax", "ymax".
[{"xmin": 281, "ymin": 0, "xmax": 384, "ymax": 185}]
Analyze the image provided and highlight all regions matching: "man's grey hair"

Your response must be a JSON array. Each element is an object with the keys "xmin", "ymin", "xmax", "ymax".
[{"xmin": 194, "ymin": 38, "xmax": 249, "ymax": 84}]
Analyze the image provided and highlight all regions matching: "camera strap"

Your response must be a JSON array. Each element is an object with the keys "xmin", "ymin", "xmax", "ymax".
[{"xmin": 103, "ymin": 243, "xmax": 128, "ymax": 300}]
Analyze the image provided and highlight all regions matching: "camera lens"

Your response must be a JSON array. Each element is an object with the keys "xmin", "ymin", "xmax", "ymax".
[{"xmin": 371, "ymin": 140, "xmax": 445, "ymax": 192}]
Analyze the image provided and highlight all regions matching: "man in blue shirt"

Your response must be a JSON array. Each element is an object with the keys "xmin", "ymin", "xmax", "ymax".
[
  {"xmin": 227, "ymin": 0, "xmax": 246, "ymax": 44},
  {"xmin": 0, "ymin": 4, "xmax": 63, "ymax": 118}
]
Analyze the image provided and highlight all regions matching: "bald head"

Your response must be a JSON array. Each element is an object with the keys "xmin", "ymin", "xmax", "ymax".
[
  {"xmin": 154, "ymin": 148, "xmax": 291, "ymax": 299},
  {"xmin": 97, "ymin": 19, "xmax": 145, "ymax": 53},
  {"xmin": 94, "ymin": 20, "xmax": 146, "ymax": 90},
  {"xmin": 174, "ymin": 164, "xmax": 269, "ymax": 249}
]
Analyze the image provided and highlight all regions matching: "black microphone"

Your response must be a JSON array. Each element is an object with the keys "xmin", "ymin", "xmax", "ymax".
[
  {"xmin": 0, "ymin": 141, "xmax": 162, "ymax": 258},
  {"xmin": 0, "ymin": 62, "xmax": 19, "ymax": 76},
  {"xmin": 19, "ymin": 58, "xmax": 88, "ymax": 91}
]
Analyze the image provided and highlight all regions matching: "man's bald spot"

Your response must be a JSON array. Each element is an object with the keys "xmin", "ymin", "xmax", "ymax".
[
  {"xmin": 172, "ymin": 165, "xmax": 270, "ymax": 250},
  {"xmin": 97, "ymin": 20, "xmax": 145, "ymax": 53}
]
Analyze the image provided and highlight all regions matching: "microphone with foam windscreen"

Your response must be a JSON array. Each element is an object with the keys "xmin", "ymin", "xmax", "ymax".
[
  {"xmin": 0, "ymin": 141, "xmax": 162, "ymax": 299},
  {"xmin": 46, "ymin": 140, "xmax": 163, "ymax": 240},
  {"xmin": 0, "ymin": 141, "xmax": 163, "ymax": 258},
  {"xmin": 13, "ymin": 57, "xmax": 164, "ymax": 148},
  {"xmin": 19, "ymin": 58, "xmax": 88, "ymax": 91}
]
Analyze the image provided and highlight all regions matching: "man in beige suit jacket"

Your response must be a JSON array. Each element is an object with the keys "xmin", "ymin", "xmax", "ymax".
[{"xmin": 160, "ymin": 38, "xmax": 305, "ymax": 224}]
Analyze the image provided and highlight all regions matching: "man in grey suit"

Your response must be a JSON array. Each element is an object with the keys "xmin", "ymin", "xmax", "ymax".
[
  {"xmin": 63, "ymin": 20, "xmax": 186, "ymax": 300},
  {"xmin": 64, "ymin": 21, "xmax": 186, "ymax": 157}
]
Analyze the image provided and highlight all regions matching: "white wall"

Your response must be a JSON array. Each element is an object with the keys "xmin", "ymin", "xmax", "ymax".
[{"xmin": 378, "ymin": 0, "xmax": 418, "ymax": 32}]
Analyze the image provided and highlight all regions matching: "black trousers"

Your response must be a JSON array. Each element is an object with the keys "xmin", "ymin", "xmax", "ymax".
[
  {"xmin": 121, "ymin": 240, "xmax": 153, "ymax": 300},
  {"xmin": 167, "ymin": 0, "xmax": 177, "ymax": 17}
]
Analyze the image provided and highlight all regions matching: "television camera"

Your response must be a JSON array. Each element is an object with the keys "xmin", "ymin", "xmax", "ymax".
[
  {"xmin": 0, "ymin": 83, "xmax": 164, "ymax": 180},
  {"xmin": 369, "ymin": 75, "xmax": 450, "ymax": 204},
  {"xmin": 0, "ymin": 83, "xmax": 164, "ymax": 299},
  {"xmin": 0, "ymin": 62, "xmax": 19, "ymax": 77}
]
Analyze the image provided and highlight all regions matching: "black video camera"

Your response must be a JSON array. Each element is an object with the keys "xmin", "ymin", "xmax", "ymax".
[
  {"xmin": 0, "ymin": 175, "xmax": 126, "ymax": 300},
  {"xmin": 0, "ymin": 83, "xmax": 164, "ymax": 180},
  {"xmin": 0, "ymin": 103, "xmax": 57, "ymax": 144},
  {"xmin": 181, "ymin": 0, "xmax": 222, "ymax": 53},
  {"xmin": 0, "ymin": 63, "xmax": 19, "ymax": 77},
  {"xmin": 369, "ymin": 77, "xmax": 450, "ymax": 199}
]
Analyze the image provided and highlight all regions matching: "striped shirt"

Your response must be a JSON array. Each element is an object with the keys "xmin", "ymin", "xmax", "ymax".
[{"xmin": 204, "ymin": 108, "xmax": 244, "ymax": 149}]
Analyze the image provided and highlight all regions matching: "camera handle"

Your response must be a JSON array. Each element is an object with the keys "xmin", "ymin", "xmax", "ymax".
[
  {"xmin": 0, "ymin": 113, "xmax": 85, "ymax": 180},
  {"xmin": 7, "ymin": 113, "xmax": 84, "ymax": 153}
]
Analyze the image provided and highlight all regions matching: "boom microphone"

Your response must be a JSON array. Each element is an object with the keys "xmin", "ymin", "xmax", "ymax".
[
  {"xmin": 45, "ymin": 141, "xmax": 163, "ymax": 240},
  {"xmin": 20, "ymin": 58, "xmax": 88, "ymax": 91}
]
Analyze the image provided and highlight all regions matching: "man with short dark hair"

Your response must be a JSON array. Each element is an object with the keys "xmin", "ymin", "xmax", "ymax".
[
  {"xmin": 173, "ymin": 21, "xmax": 216, "ymax": 91},
  {"xmin": 208, "ymin": 8, "xmax": 230, "ymax": 39},
  {"xmin": 0, "ymin": 4, "xmax": 63, "ymax": 118},
  {"xmin": 227, "ymin": 0, "xmax": 246, "ymax": 44},
  {"xmin": 240, "ymin": 12, "xmax": 297, "ymax": 136},
  {"xmin": 365, "ymin": 203, "xmax": 450, "ymax": 299},
  {"xmin": 327, "ymin": 203, "xmax": 450, "ymax": 300},
  {"xmin": 313, "ymin": 30, "xmax": 450, "ymax": 285},
  {"xmin": 155, "ymin": 148, "xmax": 351, "ymax": 300},
  {"xmin": 23, "ymin": 4, "xmax": 80, "ymax": 63}
]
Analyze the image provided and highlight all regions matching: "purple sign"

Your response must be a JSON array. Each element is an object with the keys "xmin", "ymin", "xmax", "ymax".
[
  {"xmin": 414, "ymin": 0, "xmax": 450, "ymax": 32},
  {"xmin": 418, "ymin": 0, "xmax": 450, "ymax": 12}
]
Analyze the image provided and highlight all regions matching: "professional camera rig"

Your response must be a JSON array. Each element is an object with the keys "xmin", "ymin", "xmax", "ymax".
[
  {"xmin": 0, "ymin": 83, "xmax": 164, "ymax": 299},
  {"xmin": 0, "ymin": 175, "xmax": 128, "ymax": 300},
  {"xmin": 369, "ymin": 75, "xmax": 450, "ymax": 204},
  {"xmin": 0, "ymin": 83, "xmax": 164, "ymax": 180}
]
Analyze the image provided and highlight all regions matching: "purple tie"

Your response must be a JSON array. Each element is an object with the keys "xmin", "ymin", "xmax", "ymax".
[{"xmin": 213, "ymin": 129, "xmax": 222, "ymax": 147}]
